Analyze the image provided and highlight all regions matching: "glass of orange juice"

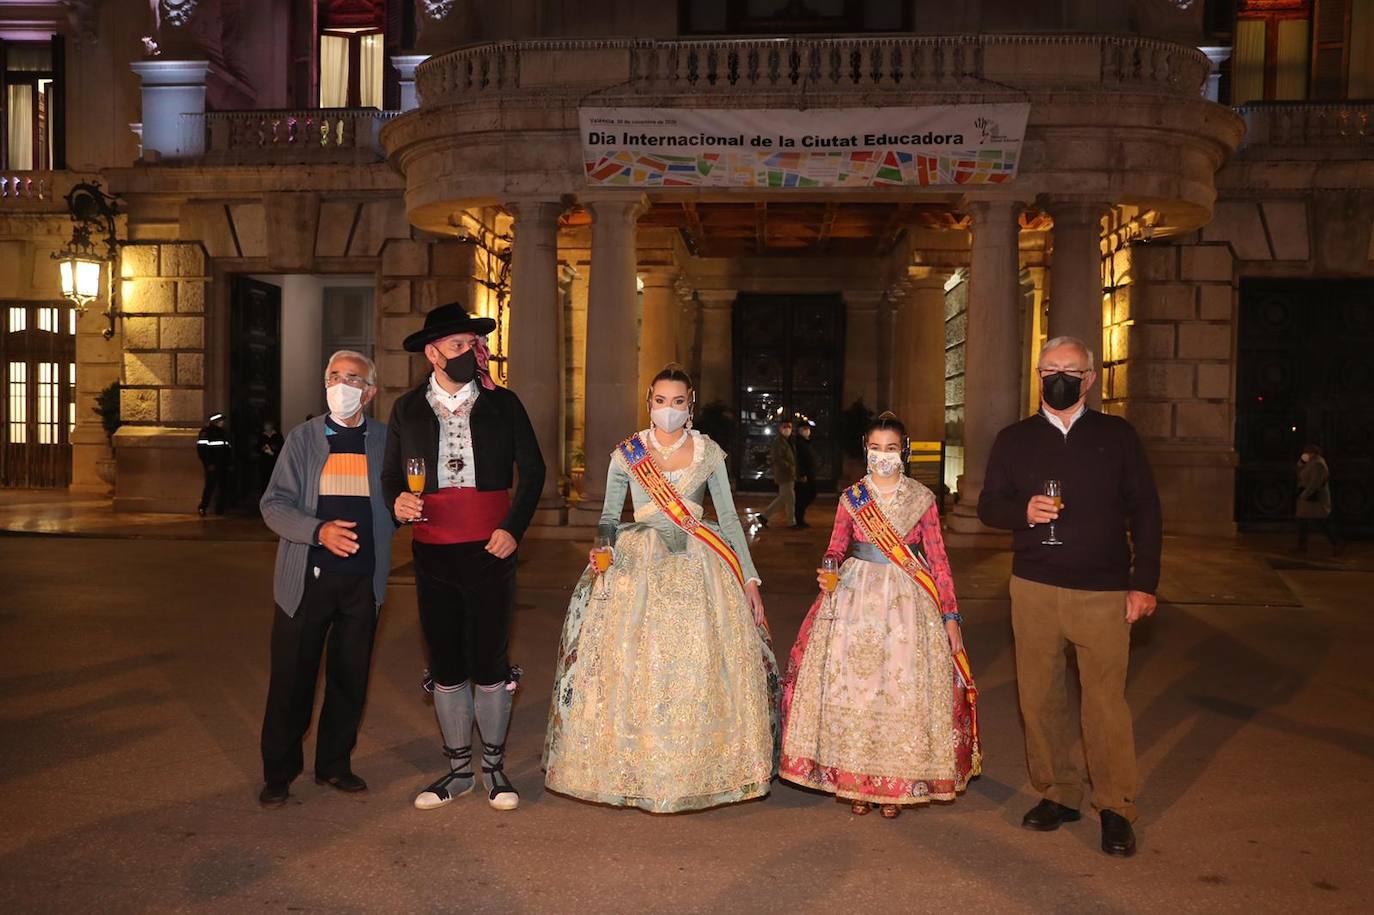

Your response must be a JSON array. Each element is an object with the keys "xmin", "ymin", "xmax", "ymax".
[
  {"xmin": 819, "ymin": 555, "xmax": 840, "ymax": 594},
  {"xmin": 591, "ymin": 533, "xmax": 614, "ymax": 598},
  {"xmin": 405, "ymin": 457, "xmax": 428, "ymax": 523}
]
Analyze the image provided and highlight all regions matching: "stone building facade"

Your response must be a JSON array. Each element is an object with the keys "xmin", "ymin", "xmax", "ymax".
[{"xmin": 1, "ymin": 0, "xmax": 1371, "ymax": 537}]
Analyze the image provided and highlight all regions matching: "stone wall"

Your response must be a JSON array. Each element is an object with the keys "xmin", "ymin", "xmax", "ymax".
[
  {"xmin": 111, "ymin": 242, "xmax": 210, "ymax": 511},
  {"xmin": 1101, "ymin": 238, "xmax": 1238, "ymax": 535}
]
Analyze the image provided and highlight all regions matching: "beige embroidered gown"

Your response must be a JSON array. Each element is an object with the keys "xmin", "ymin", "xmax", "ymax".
[{"xmin": 542, "ymin": 431, "xmax": 780, "ymax": 812}]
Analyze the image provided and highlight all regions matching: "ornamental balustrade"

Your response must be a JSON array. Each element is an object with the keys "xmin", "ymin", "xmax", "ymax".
[
  {"xmin": 415, "ymin": 34, "xmax": 1211, "ymax": 104},
  {"xmin": 1236, "ymin": 101, "xmax": 1374, "ymax": 151},
  {"xmin": 0, "ymin": 172, "xmax": 80, "ymax": 211},
  {"xmin": 180, "ymin": 109, "xmax": 398, "ymax": 165}
]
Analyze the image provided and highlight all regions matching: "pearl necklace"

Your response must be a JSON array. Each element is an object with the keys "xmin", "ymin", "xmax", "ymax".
[{"xmin": 647, "ymin": 428, "xmax": 690, "ymax": 461}]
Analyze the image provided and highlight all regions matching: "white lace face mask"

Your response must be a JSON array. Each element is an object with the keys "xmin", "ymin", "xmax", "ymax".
[
  {"xmin": 867, "ymin": 449, "xmax": 904, "ymax": 477},
  {"xmin": 651, "ymin": 406, "xmax": 690, "ymax": 433}
]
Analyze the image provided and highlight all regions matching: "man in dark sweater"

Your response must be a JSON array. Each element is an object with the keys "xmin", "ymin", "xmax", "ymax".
[{"xmin": 978, "ymin": 335, "xmax": 1162, "ymax": 858}]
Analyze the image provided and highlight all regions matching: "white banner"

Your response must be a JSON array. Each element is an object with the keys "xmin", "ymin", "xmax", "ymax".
[{"xmin": 580, "ymin": 105, "xmax": 1030, "ymax": 189}]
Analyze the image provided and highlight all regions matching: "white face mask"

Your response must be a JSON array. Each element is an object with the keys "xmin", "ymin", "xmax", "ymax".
[
  {"xmin": 326, "ymin": 383, "xmax": 364, "ymax": 421},
  {"xmin": 651, "ymin": 406, "xmax": 690, "ymax": 434},
  {"xmin": 867, "ymin": 449, "xmax": 904, "ymax": 477}
]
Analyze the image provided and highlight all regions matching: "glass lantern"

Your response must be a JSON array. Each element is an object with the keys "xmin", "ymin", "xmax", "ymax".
[{"xmin": 57, "ymin": 253, "xmax": 103, "ymax": 306}]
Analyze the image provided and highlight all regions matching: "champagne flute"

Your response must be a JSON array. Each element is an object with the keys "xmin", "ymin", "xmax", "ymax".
[
  {"xmin": 591, "ymin": 533, "xmax": 614, "ymax": 599},
  {"xmin": 405, "ymin": 457, "xmax": 428, "ymax": 523},
  {"xmin": 819, "ymin": 555, "xmax": 840, "ymax": 595},
  {"xmin": 1042, "ymin": 479, "xmax": 1063, "ymax": 546}
]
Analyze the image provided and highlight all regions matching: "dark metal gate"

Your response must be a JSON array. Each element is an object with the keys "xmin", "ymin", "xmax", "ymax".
[
  {"xmin": 732, "ymin": 293, "xmax": 845, "ymax": 492},
  {"xmin": 1235, "ymin": 278, "xmax": 1374, "ymax": 535},
  {"xmin": 229, "ymin": 277, "xmax": 281, "ymax": 509}
]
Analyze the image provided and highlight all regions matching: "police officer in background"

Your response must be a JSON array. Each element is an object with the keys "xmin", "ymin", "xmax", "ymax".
[{"xmin": 197, "ymin": 412, "xmax": 232, "ymax": 516}]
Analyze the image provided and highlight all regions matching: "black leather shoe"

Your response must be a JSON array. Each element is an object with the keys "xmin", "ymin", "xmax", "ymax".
[
  {"xmin": 315, "ymin": 771, "xmax": 368, "ymax": 793},
  {"xmin": 1100, "ymin": 810, "xmax": 1137, "ymax": 857},
  {"xmin": 258, "ymin": 781, "xmax": 289, "ymax": 807},
  {"xmin": 1021, "ymin": 799, "xmax": 1082, "ymax": 831}
]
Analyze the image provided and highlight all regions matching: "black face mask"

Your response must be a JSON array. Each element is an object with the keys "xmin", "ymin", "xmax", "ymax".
[
  {"xmin": 1042, "ymin": 372, "xmax": 1084, "ymax": 411},
  {"xmin": 441, "ymin": 349, "xmax": 477, "ymax": 385}
]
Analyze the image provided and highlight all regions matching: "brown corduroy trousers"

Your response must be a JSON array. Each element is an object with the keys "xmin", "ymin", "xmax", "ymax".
[{"xmin": 1009, "ymin": 575, "xmax": 1138, "ymax": 821}]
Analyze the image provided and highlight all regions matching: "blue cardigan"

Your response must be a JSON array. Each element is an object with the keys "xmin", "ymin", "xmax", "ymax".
[{"xmin": 260, "ymin": 414, "xmax": 396, "ymax": 616}]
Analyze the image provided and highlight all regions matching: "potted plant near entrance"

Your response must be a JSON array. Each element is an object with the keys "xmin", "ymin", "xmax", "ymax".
[{"xmin": 93, "ymin": 381, "xmax": 121, "ymax": 487}]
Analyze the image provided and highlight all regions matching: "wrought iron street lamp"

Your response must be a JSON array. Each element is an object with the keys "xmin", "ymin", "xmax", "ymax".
[{"xmin": 53, "ymin": 181, "xmax": 122, "ymax": 339}]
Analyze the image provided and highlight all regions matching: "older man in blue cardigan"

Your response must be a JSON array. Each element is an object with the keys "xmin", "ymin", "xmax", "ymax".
[{"xmin": 257, "ymin": 350, "xmax": 397, "ymax": 807}]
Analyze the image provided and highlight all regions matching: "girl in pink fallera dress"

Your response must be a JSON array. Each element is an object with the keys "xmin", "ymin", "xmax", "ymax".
[{"xmin": 779, "ymin": 413, "xmax": 980, "ymax": 818}]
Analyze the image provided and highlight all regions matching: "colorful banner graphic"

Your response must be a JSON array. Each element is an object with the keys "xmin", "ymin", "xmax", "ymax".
[{"xmin": 580, "ymin": 105, "xmax": 1030, "ymax": 189}]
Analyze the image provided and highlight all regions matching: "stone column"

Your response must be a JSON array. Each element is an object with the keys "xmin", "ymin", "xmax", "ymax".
[
  {"xmin": 675, "ymin": 279, "xmax": 700, "ymax": 378},
  {"xmin": 505, "ymin": 197, "xmax": 566, "ymax": 527},
  {"xmin": 892, "ymin": 273, "xmax": 949, "ymax": 442},
  {"xmin": 696, "ymin": 290, "xmax": 736, "ymax": 408},
  {"xmin": 1046, "ymin": 200, "xmax": 1108, "ymax": 408},
  {"xmin": 130, "ymin": 59, "xmax": 211, "ymax": 161},
  {"xmin": 570, "ymin": 196, "xmax": 644, "ymax": 526},
  {"xmin": 637, "ymin": 268, "xmax": 680, "ymax": 424},
  {"xmin": 1021, "ymin": 265, "xmax": 1049, "ymax": 415},
  {"xmin": 843, "ymin": 291, "xmax": 883, "ymax": 412},
  {"xmin": 950, "ymin": 199, "xmax": 1024, "ymax": 534},
  {"xmin": 876, "ymin": 291, "xmax": 897, "ymax": 412},
  {"xmin": 1200, "ymin": 46, "xmax": 1232, "ymax": 103},
  {"xmin": 392, "ymin": 54, "xmax": 428, "ymax": 112}
]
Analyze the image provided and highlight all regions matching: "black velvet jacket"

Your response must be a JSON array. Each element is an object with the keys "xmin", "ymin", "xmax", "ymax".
[{"xmin": 380, "ymin": 380, "xmax": 546, "ymax": 541}]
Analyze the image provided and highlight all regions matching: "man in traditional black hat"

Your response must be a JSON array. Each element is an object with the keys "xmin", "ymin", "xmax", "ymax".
[{"xmin": 382, "ymin": 303, "xmax": 546, "ymax": 813}]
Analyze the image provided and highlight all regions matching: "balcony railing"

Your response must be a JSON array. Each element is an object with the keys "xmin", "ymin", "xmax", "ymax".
[
  {"xmin": 0, "ymin": 171, "xmax": 79, "ymax": 210},
  {"xmin": 1236, "ymin": 101, "xmax": 1374, "ymax": 153},
  {"xmin": 416, "ymin": 34, "xmax": 1211, "ymax": 105},
  {"xmin": 180, "ymin": 108, "xmax": 398, "ymax": 165}
]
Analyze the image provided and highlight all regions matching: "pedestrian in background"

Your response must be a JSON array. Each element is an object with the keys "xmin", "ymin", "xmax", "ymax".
[
  {"xmin": 759, "ymin": 418, "xmax": 797, "ymax": 528},
  {"xmin": 1296, "ymin": 444, "xmax": 1343, "ymax": 555},
  {"xmin": 196, "ymin": 412, "xmax": 232, "ymax": 516},
  {"xmin": 257, "ymin": 419, "xmax": 284, "ymax": 494},
  {"xmin": 793, "ymin": 421, "xmax": 818, "ymax": 529}
]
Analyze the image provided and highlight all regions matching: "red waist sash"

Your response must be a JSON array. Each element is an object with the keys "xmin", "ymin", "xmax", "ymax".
[{"xmin": 412, "ymin": 488, "xmax": 510, "ymax": 544}]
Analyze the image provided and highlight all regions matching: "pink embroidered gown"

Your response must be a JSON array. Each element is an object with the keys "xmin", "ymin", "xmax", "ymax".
[{"xmin": 780, "ymin": 476, "xmax": 980, "ymax": 805}]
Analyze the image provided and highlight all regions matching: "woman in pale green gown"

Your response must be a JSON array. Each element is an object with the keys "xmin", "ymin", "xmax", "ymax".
[{"xmin": 543, "ymin": 366, "xmax": 779, "ymax": 812}]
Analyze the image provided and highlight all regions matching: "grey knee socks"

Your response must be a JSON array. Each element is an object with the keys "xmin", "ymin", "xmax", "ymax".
[
  {"xmin": 474, "ymin": 682, "xmax": 513, "ymax": 778},
  {"xmin": 433, "ymin": 680, "xmax": 474, "ymax": 765}
]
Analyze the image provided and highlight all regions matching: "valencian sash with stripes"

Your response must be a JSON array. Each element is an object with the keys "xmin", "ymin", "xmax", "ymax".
[
  {"xmin": 841, "ymin": 479, "xmax": 980, "ymax": 744},
  {"xmin": 615, "ymin": 435, "xmax": 747, "ymax": 589}
]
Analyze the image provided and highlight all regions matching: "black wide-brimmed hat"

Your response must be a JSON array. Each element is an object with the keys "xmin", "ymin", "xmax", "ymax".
[{"xmin": 403, "ymin": 303, "xmax": 497, "ymax": 353}]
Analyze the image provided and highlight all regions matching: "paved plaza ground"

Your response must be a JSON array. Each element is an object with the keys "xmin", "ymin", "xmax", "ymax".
[{"xmin": 2, "ymin": 490, "xmax": 1373, "ymax": 913}]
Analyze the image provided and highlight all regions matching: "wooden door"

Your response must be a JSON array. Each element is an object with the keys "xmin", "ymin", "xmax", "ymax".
[{"xmin": 0, "ymin": 302, "xmax": 76, "ymax": 487}]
